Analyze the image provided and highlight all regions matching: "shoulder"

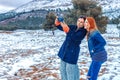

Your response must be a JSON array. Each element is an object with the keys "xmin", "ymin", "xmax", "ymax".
[
  {"xmin": 92, "ymin": 30, "xmax": 104, "ymax": 40},
  {"xmin": 68, "ymin": 25, "xmax": 77, "ymax": 30},
  {"xmin": 94, "ymin": 31, "xmax": 102, "ymax": 37},
  {"xmin": 81, "ymin": 27, "xmax": 87, "ymax": 31},
  {"xmin": 91, "ymin": 30, "xmax": 100, "ymax": 36},
  {"xmin": 78, "ymin": 27, "xmax": 87, "ymax": 35}
]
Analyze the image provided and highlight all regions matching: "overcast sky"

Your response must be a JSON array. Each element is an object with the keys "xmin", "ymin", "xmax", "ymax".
[{"xmin": 0, "ymin": 0, "xmax": 32, "ymax": 13}]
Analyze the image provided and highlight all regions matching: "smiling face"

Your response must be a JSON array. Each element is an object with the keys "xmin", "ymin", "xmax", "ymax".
[
  {"xmin": 77, "ymin": 18, "xmax": 85, "ymax": 28},
  {"xmin": 84, "ymin": 19, "xmax": 90, "ymax": 31}
]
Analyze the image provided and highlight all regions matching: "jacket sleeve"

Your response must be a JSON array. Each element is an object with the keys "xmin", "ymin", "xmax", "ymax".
[
  {"xmin": 55, "ymin": 20, "xmax": 70, "ymax": 33},
  {"xmin": 93, "ymin": 32, "xmax": 106, "ymax": 50}
]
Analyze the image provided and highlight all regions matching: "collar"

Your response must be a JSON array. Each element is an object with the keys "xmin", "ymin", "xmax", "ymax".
[{"xmin": 89, "ymin": 30, "xmax": 98, "ymax": 37}]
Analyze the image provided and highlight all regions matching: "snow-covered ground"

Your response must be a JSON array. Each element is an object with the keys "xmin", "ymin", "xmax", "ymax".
[{"xmin": 0, "ymin": 24, "xmax": 120, "ymax": 80}]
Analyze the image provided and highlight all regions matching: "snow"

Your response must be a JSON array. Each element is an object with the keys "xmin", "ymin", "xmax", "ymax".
[
  {"xmin": 12, "ymin": 0, "xmax": 120, "ymax": 19},
  {"xmin": 8, "ymin": 57, "xmax": 38, "ymax": 75},
  {"xmin": 14, "ymin": 0, "xmax": 73, "ymax": 13},
  {"xmin": 0, "ymin": 24, "xmax": 120, "ymax": 80}
]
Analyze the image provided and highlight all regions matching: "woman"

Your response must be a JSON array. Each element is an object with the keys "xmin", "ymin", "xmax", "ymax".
[
  {"xmin": 55, "ymin": 16, "xmax": 87, "ymax": 80},
  {"xmin": 84, "ymin": 17, "xmax": 107, "ymax": 80}
]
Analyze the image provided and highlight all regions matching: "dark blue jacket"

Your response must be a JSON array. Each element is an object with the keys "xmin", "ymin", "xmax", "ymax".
[
  {"xmin": 56, "ymin": 25, "xmax": 87, "ymax": 64},
  {"xmin": 88, "ymin": 30, "xmax": 107, "ymax": 62}
]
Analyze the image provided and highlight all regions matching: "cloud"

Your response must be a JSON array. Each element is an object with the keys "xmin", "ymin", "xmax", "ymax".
[
  {"xmin": 0, "ymin": 5, "xmax": 14, "ymax": 13},
  {"xmin": 0, "ymin": 0, "xmax": 32, "ymax": 7},
  {"xmin": 0, "ymin": 0, "xmax": 32, "ymax": 13}
]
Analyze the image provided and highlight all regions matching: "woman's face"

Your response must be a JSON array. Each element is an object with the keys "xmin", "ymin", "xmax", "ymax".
[
  {"xmin": 77, "ymin": 18, "xmax": 84, "ymax": 28},
  {"xmin": 84, "ymin": 19, "xmax": 90, "ymax": 31}
]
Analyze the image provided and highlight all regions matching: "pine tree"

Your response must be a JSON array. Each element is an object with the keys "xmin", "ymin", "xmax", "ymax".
[
  {"xmin": 42, "ymin": 12, "xmax": 56, "ymax": 31},
  {"xmin": 65, "ymin": 0, "xmax": 108, "ymax": 33}
]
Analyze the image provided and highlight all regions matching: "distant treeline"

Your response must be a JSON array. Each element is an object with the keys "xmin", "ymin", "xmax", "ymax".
[
  {"xmin": 0, "ymin": 10, "xmax": 48, "ymax": 30},
  {"xmin": 0, "ymin": 0, "xmax": 119, "ymax": 31}
]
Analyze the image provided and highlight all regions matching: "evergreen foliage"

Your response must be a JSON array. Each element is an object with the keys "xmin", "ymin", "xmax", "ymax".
[
  {"xmin": 0, "ymin": 16, "xmax": 44, "ymax": 30},
  {"xmin": 43, "ymin": 0, "xmax": 108, "ymax": 33},
  {"xmin": 42, "ymin": 12, "xmax": 56, "ymax": 31},
  {"xmin": 64, "ymin": 0, "xmax": 108, "ymax": 33}
]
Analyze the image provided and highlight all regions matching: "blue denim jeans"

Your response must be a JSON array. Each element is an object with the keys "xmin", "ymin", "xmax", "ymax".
[
  {"xmin": 60, "ymin": 60, "xmax": 79, "ymax": 80},
  {"xmin": 87, "ymin": 61, "xmax": 104, "ymax": 80}
]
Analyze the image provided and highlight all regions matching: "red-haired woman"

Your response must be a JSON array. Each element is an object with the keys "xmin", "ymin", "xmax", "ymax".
[{"xmin": 84, "ymin": 17, "xmax": 107, "ymax": 80}]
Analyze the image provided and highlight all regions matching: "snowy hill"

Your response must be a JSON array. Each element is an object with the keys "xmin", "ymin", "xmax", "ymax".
[
  {"xmin": 12, "ymin": 0, "xmax": 120, "ymax": 18},
  {"xmin": 0, "ymin": 0, "xmax": 119, "ymax": 23},
  {"xmin": 13, "ymin": 0, "xmax": 73, "ymax": 13}
]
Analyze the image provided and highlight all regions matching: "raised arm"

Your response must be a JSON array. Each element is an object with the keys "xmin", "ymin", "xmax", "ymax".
[{"xmin": 54, "ymin": 17, "xmax": 69, "ymax": 33}]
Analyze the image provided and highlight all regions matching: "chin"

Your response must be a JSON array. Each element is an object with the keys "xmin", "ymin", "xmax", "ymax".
[{"xmin": 84, "ymin": 27, "xmax": 87, "ymax": 29}]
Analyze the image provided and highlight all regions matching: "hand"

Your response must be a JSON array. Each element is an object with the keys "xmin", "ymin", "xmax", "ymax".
[
  {"xmin": 57, "ymin": 17, "xmax": 64, "ymax": 22},
  {"xmin": 56, "ymin": 13, "xmax": 64, "ymax": 22},
  {"xmin": 55, "ymin": 17, "xmax": 60, "ymax": 26}
]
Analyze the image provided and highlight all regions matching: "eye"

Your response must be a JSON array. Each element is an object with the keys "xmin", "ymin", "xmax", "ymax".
[{"xmin": 80, "ymin": 21, "xmax": 84, "ymax": 23}]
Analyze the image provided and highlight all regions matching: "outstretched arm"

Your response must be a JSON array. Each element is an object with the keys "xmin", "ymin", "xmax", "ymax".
[{"xmin": 54, "ymin": 17, "xmax": 69, "ymax": 33}]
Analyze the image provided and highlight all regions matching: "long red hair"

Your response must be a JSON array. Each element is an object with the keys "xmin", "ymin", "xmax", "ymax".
[
  {"xmin": 86, "ymin": 17, "xmax": 98, "ymax": 31},
  {"xmin": 86, "ymin": 17, "xmax": 98, "ymax": 39}
]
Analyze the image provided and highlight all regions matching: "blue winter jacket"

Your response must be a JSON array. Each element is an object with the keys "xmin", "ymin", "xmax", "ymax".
[
  {"xmin": 88, "ymin": 30, "xmax": 107, "ymax": 62},
  {"xmin": 56, "ymin": 25, "xmax": 87, "ymax": 64}
]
